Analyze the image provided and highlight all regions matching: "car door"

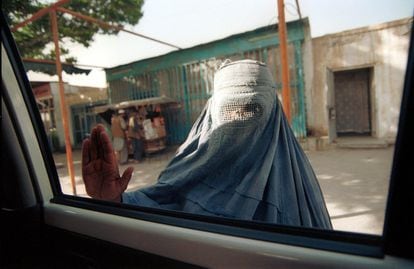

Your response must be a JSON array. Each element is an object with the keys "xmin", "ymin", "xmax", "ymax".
[{"xmin": 2, "ymin": 10, "xmax": 414, "ymax": 269}]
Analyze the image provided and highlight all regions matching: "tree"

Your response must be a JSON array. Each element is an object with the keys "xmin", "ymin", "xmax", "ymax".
[{"xmin": 3, "ymin": 0, "xmax": 144, "ymax": 64}]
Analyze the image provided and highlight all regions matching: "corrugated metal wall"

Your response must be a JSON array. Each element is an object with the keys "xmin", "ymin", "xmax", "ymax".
[
  {"xmin": 106, "ymin": 20, "xmax": 308, "ymax": 144},
  {"xmin": 71, "ymin": 101, "xmax": 107, "ymax": 147}
]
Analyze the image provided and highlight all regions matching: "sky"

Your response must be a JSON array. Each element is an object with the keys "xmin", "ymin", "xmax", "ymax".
[{"xmin": 28, "ymin": 0, "xmax": 414, "ymax": 87}]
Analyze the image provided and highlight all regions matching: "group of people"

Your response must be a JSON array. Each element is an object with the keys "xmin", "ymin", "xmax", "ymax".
[
  {"xmin": 83, "ymin": 60, "xmax": 332, "ymax": 229},
  {"xmin": 110, "ymin": 106, "xmax": 147, "ymax": 164}
]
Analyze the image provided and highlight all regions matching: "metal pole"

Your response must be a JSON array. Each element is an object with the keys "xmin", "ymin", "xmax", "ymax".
[
  {"xmin": 13, "ymin": 2, "xmax": 181, "ymax": 50},
  {"xmin": 56, "ymin": 7, "xmax": 181, "ymax": 50},
  {"xmin": 277, "ymin": 0, "xmax": 292, "ymax": 122},
  {"xmin": 50, "ymin": 10, "xmax": 77, "ymax": 195},
  {"xmin": 295, "ymin": 0, "xmax": 303, "ymax": 19}
]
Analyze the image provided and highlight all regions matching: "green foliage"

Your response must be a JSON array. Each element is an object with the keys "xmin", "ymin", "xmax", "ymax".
[{"xmin": 3, "ymin": 0, "xmax": 144, "ymax": 63}]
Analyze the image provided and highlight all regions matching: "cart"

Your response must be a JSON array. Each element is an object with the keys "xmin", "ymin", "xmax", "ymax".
[{"xmin": 93, "ymin": 95, "xmax": 177, "ymax": 154}]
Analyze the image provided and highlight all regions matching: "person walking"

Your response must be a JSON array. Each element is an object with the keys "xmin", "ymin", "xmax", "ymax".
[
  {"xmin": 111, "ymin": 109, "xmax": 128, "ymax": 164},
  {"xmin": 127, "ymin": 110, "xmax": 145, "ymax": 163}
]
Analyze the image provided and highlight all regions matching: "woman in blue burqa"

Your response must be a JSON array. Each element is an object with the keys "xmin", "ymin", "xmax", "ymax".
[{"xmin": 82, "ymin": 60, "xmax": 332, "ymax": 229}]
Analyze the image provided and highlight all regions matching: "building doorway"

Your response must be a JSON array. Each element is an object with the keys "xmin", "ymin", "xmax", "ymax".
[{"xmin": 333, "ymin": 68, "xmax": 372, "ymax": 137}]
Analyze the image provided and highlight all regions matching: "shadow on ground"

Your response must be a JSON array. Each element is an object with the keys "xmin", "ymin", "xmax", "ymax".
[{"xmin": 306, "ymin": 147, "xmax": 394, "ymax": 234}]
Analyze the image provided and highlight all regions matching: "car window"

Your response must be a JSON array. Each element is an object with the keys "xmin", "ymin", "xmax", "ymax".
[{"xmin": 4, "ymin": 0, "xmax": 413, "ymax": 238}]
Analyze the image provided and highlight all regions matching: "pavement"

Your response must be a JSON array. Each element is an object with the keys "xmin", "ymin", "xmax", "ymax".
[{"xmin": 54, "ymin": 144, "xmax": 394, "ymax": 235}]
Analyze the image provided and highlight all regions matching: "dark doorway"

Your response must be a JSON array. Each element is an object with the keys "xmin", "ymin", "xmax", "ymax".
[{"xmin": 334, "ymin": 68, "xmax": 371, "ymax": 136}]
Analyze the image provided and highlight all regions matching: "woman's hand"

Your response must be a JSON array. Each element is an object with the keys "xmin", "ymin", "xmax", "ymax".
[{"xmin": 82, "ymin": 124, "xmax": 133, "ymax": 202}]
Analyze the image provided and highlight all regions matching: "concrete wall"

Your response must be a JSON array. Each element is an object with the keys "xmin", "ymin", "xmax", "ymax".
[{"xmin": 309, "ymin": 17, "xmax": 412, "ymax": 142}]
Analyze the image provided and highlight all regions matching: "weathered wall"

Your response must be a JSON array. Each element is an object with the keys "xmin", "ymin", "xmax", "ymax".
[{"xmin": 310, "ymin": 18, "xmax": 412, "ymax": 141}]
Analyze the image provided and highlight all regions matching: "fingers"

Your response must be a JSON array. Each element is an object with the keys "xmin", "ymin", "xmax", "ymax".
[
  {"xmin": 99, "ymin": 128, "xmax": 116, "ymax": 164},
  {"xmin": 120, "ymin": 166, "xmax": 134, "ymax": 192},
  {"xmin": 90, "ymin": 124, "xmax": 108, "ymax": 161},
  {"xmin": 90, "ymin": 126, "xmax": 99, "ymax": 161},
  {"xmin": 81, "ymin": 138, "xmax": 91, "ymax": 174}
]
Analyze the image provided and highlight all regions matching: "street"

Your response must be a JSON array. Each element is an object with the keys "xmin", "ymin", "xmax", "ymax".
[
  {"xmin": 306, "ymin": 147, "xmax": 393, "ymax": 235},
  {"xmin": 54, "ymin": 146, "xmax": 394, "ymax": 235}
]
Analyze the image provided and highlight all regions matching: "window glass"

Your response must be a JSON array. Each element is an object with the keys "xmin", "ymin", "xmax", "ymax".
[{"xmin": 4, "ymin": 0, "xmax": 413, "ymax": 235}]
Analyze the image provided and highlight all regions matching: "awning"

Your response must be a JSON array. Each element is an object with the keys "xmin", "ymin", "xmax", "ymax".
[
  {"xmin": 23, "ymin": 59, "xmax": 91, "ymax": 75},
  {"xmin": 93, "ymin": 104, "xmax": 115, "ymax": 114},
  {"xmin": 93, "ymin": 95, "xmax": 177, "ymax": 113},
  {"xmin": 93, "ymin": 95, "xmax": 178, "ymax": 124},
  {"xmin": 115, "ymin": 96, "xmax": 177, "ymax": 109}
]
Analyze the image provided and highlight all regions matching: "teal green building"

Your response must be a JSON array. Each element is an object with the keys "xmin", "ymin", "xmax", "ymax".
[{"xmin": 105, "ymin": 19, "xmax": 310, "ymax": 145}]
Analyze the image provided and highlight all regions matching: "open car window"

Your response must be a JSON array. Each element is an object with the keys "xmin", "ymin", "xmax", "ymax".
[{"xmin": 2, "ymin": 1, "xmax": 414, "ymax": 267}]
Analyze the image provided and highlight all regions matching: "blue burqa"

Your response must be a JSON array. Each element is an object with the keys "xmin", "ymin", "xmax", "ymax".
[{"xmin": 123, "ymin": 60, "xmax": 332, "ymax": 229}]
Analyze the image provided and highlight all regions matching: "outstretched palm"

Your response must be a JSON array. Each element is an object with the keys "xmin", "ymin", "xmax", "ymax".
[{"xmin": 82, "ymin": 124, "xmax": 133, "ymax": 202}]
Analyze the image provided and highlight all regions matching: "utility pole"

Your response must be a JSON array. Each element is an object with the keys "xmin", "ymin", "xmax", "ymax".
[
  {"xmin": 277, "ymin": 0, "xmax": 292, "ymax": 122},
  {"xmin": 50, "ymin": 9, "xmax": 77, "ymax": 195}
]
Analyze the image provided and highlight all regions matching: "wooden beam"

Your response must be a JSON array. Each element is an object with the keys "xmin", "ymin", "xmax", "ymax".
[
  {"xmin": 56, "ymin": 7, "xmax": 182, "ymax": 50},
  {"xmin": 11, "ymin": 0, "xmax": 70, "ymax": 31}
]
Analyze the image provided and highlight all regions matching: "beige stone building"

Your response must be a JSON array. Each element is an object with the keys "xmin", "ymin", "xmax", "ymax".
[{"xmin": 307, "ymin": 17, "xmax": 412, "ymax": 145}]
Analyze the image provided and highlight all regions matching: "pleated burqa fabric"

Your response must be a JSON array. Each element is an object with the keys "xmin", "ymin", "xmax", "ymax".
[{"xmin": 123, "ymin": 60, "xmax": 332, "ymax": 229}]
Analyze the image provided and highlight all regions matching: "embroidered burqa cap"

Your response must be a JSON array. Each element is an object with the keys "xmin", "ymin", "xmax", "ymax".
[{"xmin": 123, "ymin": 59, "xmax": 332, "ymax": 229}]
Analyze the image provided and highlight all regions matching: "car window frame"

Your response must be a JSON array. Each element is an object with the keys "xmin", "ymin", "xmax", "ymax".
[
  {"xmin": 382, "ymin": 20, "xmax": 414, "ymax": 259},
  {"xmin": 2, "ymin": 10, "xmax": 414, "ymax": 265}
]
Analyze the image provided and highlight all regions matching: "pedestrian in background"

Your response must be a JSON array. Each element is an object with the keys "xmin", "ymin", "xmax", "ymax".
[
  {"xmin": 128, "ymin": 109, "xmax": 145, "ymax": 163},
  {"xmin": 111, "ymin": 109, "xmax": 128, "ymax": 164}
]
